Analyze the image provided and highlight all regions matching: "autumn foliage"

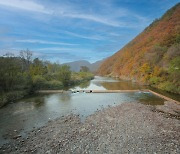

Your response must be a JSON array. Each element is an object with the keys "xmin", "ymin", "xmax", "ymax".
[{"xmin": 98, "ymin": 3, "xmax": 180, "ymax": 93}]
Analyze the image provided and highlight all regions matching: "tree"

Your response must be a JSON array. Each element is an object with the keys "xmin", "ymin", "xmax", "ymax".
[
  {"xmin": 58, "ymin": 65, "xmax": 71, "ymax": 86},
  {"xmin": 168, "ymin": 57, "xmax": 180, "ymax": 73},
  {"xmin": 139, "ymin": 63, "xmax": 151, "ymax": 75},
  {"xmin": 0, "ymin": 57, "xmax": 21, "ymax": 91},
  {"xmin": 30, "ymin": 58, "xmax": 47, "ymax": 77},
  {"xmin": 145, "ymin": 45, "xmax": 167, "ymax": 65},
  {"xmin": 80, "ymin": 66, "xmax": 90, "ymax": 72},
  {"xmin": 20, "ymin": 49, "xmax": 32, "ymax": 71}
]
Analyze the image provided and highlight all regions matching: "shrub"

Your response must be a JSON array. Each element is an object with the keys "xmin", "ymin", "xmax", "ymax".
[
  {"xmin": 0, "ymin": 91, "xmax": 27, "ymax": 107},
  {"xmin": 158, "ymin": 81, "xmax": 179, "ymax": 93},
  {"xmin": 165, "ymin": 44, "xmax": 180, "ymax": 60},
  {"xmin": 71, "ymin": 72, "xmax": 94, "ymax": 82},
  {"xmin": 168, "ymin": 57, "xmax": 180, "ymax": 73},
  {"xmin": 46, "ymin": 80, "xmax": 63, "ymax": 89},
  {"xmin": 57, "ymin": 65, "xmax": 71, "ymax": 86},
  {"xmin": 32, "ymin": 75, "xmax": 47, "ymax": 90},
  {"xmin": 145, "ymin": 45, "xmax": 167, "ymax": 65},
  {"xmin": 139, "ymin": 63, "xmax": 151, "ymax": 75},
  {"xmin": 149, "ymin": 76, "xmax": 161, "ymax": 85}
]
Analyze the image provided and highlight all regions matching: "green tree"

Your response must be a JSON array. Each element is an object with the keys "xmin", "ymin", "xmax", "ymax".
[
  {"xmin": 58, "ymin": 65, "xmax": 71, "ymax": 86},
  {"xmin": 0, "ymin": 57, "xmax": 21, "ymax": 91},
  {"xmin": 29, "ymin": 58, "xmax": 47, "ymax": 77},
  {"xmin": 168, "ymin": 57, "xmax": 180, "ymax": 84},
  {"xmin": 168, "ymin": 57, "xmax": 180, "ymax": 73}
]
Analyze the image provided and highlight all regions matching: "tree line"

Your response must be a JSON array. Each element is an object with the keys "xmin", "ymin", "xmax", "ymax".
[{"xmin": 0, "ymin": 50, "xmax": 94, "ymax": 107}]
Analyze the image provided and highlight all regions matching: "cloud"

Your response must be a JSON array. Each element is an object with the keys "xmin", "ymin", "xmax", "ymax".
[
  {"xmin": 0, "ymin": 0, "xmax": 148, "ymax": 28},
  {"xmin": 62, "ymin": 31, "xmax": 105, "ymax": 40},
  {"xmin": 36, "ymin": 47, "xmax": 75, "ymax": 51},
  {"xmin": 32, "ymin": 48, "xmax": 94, "ymax": 63},
  {"xmin": 60, "ymin": 13, "xmax": 125, "ymax": 27},
  {"xmin": 52, "ymin": 1, "xmax": 140, "ymax": 27},
  {"xmin": 35, "ymin": 47, "xmax": 93, "ymax": 53},
  {"xmin": 0, "ymin": 0, "xmax": 51, "ymax": 14},
  {"xmin": 1, "ymin": 0, "xmax": 166, "ymax": 63},
  {"xmin": 16, "ymin": 39, "xmax": 78, "ymax": 46}
]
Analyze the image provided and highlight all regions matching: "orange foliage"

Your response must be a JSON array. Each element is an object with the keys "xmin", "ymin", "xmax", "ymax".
[{"xmin": 98, "ymin": 3, "xmax": 180, "ymax": 83}]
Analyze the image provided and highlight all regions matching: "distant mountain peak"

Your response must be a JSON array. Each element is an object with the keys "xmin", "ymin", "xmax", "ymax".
[{"xmin": 62, "ymin": 59, "xmax": 104, "ymax": 72}]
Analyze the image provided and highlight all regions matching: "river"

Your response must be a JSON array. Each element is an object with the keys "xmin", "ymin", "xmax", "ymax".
[{"xmin": 0, "ymin": 76, "xmax": 179, "ymax": 145}]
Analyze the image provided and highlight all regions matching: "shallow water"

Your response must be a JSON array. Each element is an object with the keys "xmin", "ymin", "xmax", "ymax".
[
  {"xmin": 0, "ymin": 76, "xmax": 168, "ymax": 145},
  {"xmin": 71, "ymin": 76, "xmax": 144, "ymax": 90}
]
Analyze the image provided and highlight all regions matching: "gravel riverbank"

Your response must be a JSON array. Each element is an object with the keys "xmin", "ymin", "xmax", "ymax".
[{"xmin": 0, "ymin": 102, "xmax": 179, "ymax": 154}]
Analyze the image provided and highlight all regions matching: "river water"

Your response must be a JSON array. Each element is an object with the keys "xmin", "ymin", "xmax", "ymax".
[{"xmin": 0, "ymin": 76, "xmax": 178, "ymax": 145}]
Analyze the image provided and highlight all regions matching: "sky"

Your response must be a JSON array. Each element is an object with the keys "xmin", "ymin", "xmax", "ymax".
[{"xmin": 0, "ymin": 0, "xmax": 179, "ymax": 63}]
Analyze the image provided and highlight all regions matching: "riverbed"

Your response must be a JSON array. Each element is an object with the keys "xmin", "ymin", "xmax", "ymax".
[
  {"xmin": 0, "ymin": 102, "xmax": 179, "ymax": 153},
  {"xmin": 0, "ymin": 76, "xmax": 178, "ymax": 146}
]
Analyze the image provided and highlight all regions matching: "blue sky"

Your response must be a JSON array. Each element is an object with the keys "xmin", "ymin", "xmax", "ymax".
[{"xmin": 0, "ymin": 0, "xmax": 179, "ymax": 63}]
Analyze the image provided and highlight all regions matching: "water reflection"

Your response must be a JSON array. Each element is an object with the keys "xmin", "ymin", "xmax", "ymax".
[
  {"xmin": 71, "ymin": 76, "xmax": 144, "ymax": 90},
  {"xmin": 0, "ymin": 76, "xmax": 169, "ymax": 145},
  {"xmin": 33, "ymin": 97, "xmax": 45, "ymax": 107},
  {"xmin": 126, "ymin": 92, "xmax": 164, "ymax": 105},
  {"xmin": 101, "ymin": 80, "xmax": 144, "ymax": 90}
]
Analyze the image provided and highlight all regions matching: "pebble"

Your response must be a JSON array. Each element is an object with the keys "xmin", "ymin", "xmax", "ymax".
[
  {"xmin": 0, "ymin": 103, "xmax": 179, "ymax": 154},
  {"xmin": 13, "ymin": 135, "xmax": 22, "ymax": 139}
]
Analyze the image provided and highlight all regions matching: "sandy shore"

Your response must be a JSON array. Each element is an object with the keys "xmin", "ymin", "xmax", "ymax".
[{"xmin": 0, "ymin": 102, "xmax": 179, "ymax": 154}]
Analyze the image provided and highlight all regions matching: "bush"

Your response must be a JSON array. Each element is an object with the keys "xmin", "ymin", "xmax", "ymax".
[
  {"xmin": 0, "ymin": 94, "xmax": 7, "ymax": 107},
  {"xmin": 158, "ymin": 81, "xmax": 179, "ymax": 93},
  {"xmin": 149, "ymin": 76, "xmax": 161, "ymax": 85},
  {"xmin": 32, "ymin": 75, "xmax": 47, "ymax": 90},
  {"xmin": 168, "ymin": 57, "xmax": 180, "ymax": 73},
  {"xmin": 0, "ymin": 91, "xmax": 27, "ymax": 107},
  {"xmin": 46, "ymin": 80, "xmax": 63, "ymax": 89},
  {"xmin": 57, "ymin": 65, "xmax": 71, "ymax": 86},
  {"xmin": 165, "ymin": 44, "xmax": 180, "ymax": 61},
  {"xmin": 139, "ymin": 63, "xmax": 151, "ymax": 75},
  {"xmin": 145, "ymin": 45, "xmax": 167, "ymax": 65},
  {"xmin": 71, "ymin": 72, "xmax": 94, "ymax": 83},
  {"xmin": 32, "ymin": 76, "xmax": 63, "ymax": 90}
]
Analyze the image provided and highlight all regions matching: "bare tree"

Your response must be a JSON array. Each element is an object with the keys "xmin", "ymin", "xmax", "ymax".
[
  {"xmin": 20, "ymin": 49, "xmax": 33, "ymax": 71},
  {"xmin": 3, "ymin": 52, "xmax": 15, "ymax": 57}
]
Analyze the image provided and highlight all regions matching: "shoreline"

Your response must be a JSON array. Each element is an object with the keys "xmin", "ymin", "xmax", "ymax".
[
  {"xmin": 0, "ymin": 101, "xmax": 179, "ymax": 153},
  {"xmin": 105, "ymin": 75, "xmax": 180, "ymax": 95},
  {"xmin": 0, "ymin": 76, "xmax": 94, "ymax": 108}
]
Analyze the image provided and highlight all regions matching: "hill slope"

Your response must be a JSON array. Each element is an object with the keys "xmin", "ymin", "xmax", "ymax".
[
  {"xmin": 62, "ymin": 60, "xmax": 91, "ymax": 72},
  {"xmin": 62, "ymin": 59, "xmax": 104, "ymax": 72},
  {"xmin": 98, "ymin": 3, "xmax": 180, "ymax": 94},
  {"xmin": 90, "ymin": 59, "xmax": 105, "ymax": 72}
]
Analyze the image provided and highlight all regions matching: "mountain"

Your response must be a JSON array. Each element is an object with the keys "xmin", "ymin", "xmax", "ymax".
[
  {"xmin": 62, "ymin": 59, "xmax": 104, "ymax": 72},
  {"xmin": 98, "ymin": 3, "xmax": 180, "ymax": 94},
  {"xmin": 62, "ymin": 60, "xmax": 91, "ymax": 72},
  {"xmin": 90, "ymin": 59, "xmax": 105, "ymax": 72}
]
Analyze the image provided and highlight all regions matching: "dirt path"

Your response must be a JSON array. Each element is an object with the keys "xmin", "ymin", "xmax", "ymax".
[{"xmin": 0, "ymin": 102, "xmax": 179, "ymax": 154}]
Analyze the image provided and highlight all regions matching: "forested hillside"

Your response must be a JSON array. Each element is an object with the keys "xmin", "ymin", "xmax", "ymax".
[{"xmin": 98, "ymin": 3, "xmax": 180, "ymax": 94}]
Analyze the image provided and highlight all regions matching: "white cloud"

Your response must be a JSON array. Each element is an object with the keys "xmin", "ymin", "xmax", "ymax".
[
  {"xmin": 16, "ymin": 39, "xmax": 78, "ymax": 46},
  {"xmin": 62, "ymin": 31, "xmax": 105, "ymax": 40},
  {"xmin": 0, "ymin": 0, "xmax": 148, "ymax": 27},
  {"xmin": 34, "ymin": 47, "xmax": 93, "ymax": 54},
  {"xmin": 36, "ymin": 47, "xmax": 74, "ymax": 51},
  {"xmin": 61, "ymin": 13, "xmax": 125, "ymax": 27},
  {"xmin": 0, "ymin": 0, "xmax": 52, "ymax": 14}
]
